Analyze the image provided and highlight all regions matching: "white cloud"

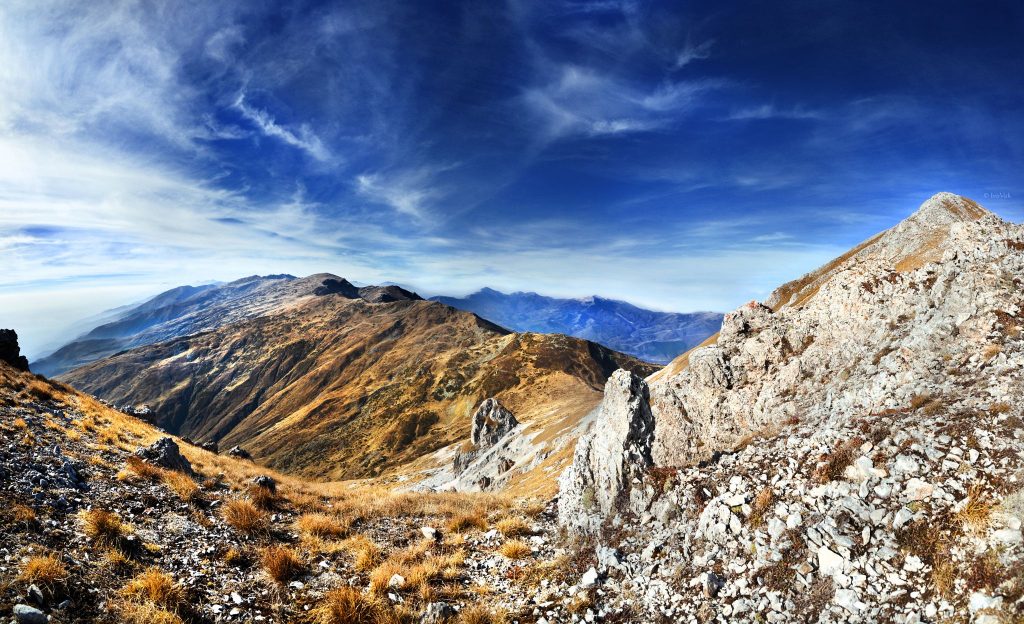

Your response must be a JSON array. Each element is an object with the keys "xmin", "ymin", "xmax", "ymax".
[
  {"xmin": 674, "ymin": 39, "xmax": 714, "ymax": 69},
  {"xmin": 355, "ymin": 164, "xmax": 458, "ymax": 220},
  {"xmin": 233, "ymin": 93, "xmax": 331, "ymax": 162},
  {"xmin": 726, "ymin": 103, "xmax": 823, "ymax": 121},
  {"xmin": 521, "ymin": 64, "xmax": 721, "ymax": 141}
]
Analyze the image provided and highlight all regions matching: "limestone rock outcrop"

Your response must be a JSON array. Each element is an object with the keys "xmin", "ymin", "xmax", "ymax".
[
  {"xmin": 554, "ymin": 192, "xmax": 1024, "ymax": 620},
  {"xmin": 449, "ymin": 398, "xmax": 523, "ymax": 490},
  {"xmin": 647, "ymin": 191, "xmax": 1016, "ymax": 466},
  {"xmin": 558, "ymin": 369, "xmax": 654, "ymax": 533},
  {"xmin": 453, "ymin": 398, "xmax": 519, "ymax": 476}
]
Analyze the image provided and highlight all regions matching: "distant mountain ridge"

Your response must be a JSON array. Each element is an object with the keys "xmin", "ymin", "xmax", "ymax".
[
  {"xmin": 34, "ymin": 273, "xmax": 424, "ymax": 376},
  {"xmin": 431, "ymin": 288, "xmax": 722, "ymax": 364}
]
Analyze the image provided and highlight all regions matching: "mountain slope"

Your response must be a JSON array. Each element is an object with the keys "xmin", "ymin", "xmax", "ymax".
[
  {"xmin": 61, "ymin": 285, "xmax": 657, "ymax": 482},
  {"xmin": 431, "ymin": 288, "xmax": 721, "ymax": 363},
  {"xmin": 0, "ymin": 348, "xmax": 621, "ymax": 623},
  {"xmin": 556, "ymin": 193, "xmax": 1024, "ymax": 621}
]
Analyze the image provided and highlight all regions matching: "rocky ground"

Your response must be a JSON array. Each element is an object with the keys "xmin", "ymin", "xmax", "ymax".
[{"xmin": 581, "ymin": 393, "xmax": 1024, "ymax": 623}]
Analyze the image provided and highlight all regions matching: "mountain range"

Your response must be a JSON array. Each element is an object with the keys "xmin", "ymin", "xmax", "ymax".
[
  {"xmin": 56, "ymin": 274, "xmax": 657, "ymax": 481},
  {"xmin": 431, "ymin": 289, "xmax": 722, "ymax": 364}
]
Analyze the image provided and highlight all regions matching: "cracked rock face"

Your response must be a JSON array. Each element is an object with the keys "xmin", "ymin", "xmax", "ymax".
[
  {"xmin": 470, "ymin": 398, "xmax": 519, "ymax": 449},
  {"xmin": 453, "ymin": 398, "xmax": 519, "ymax": 477},
  {"xmin": 558, "ymin": 369, "xmax": 654, "ymax": 533}
]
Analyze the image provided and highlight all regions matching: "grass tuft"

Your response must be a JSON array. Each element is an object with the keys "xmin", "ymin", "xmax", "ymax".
[
  {"xmin": 222, "ymin": 498, "xmax": 270, "ymax": 536},
  {"xmin": 19, "ymin": 553, "xmax": 68, "ymax": 589},
  {"xmin": 307, "ymin": 586, "xmax": 396, "ymax": 624},
  {"xmin": 296, "ymin": 513, "xmax": 350, "ymax": 539},
  {"xmin": 495, "ymin": 517, "xmax": 531, "ymax": 538},
  {"xmin": 80, "ymin": 508, "xmax": 127, "ymax": 546},
  {"xmin": 498, "ymin": 539, "xmax": 532, "ymax": 560},
  {"xmin": 260, "ymin": 545, "xmax": 304, "ymax": 585}
]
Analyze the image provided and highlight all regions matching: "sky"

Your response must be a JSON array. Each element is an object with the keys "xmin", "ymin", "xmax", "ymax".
[{"xmin": 1, "ymin": 0, "xmax": 1024, "ymax": 357}]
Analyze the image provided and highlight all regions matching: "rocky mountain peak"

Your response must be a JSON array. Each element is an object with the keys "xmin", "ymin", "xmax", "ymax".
[
  {"xmin": 911, "ymin": 191, "xmax": 989, "ymax": 224},
  {"xmin": 556, "ymin": 193, "xmax": 1024, "ymax": 620}
]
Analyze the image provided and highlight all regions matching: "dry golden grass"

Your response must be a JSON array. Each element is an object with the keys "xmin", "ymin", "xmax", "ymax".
[
  {"xmin": 222, "ymin": 498, "xmax": 270, "ymax": 536},
  {"xmin": 982, "ymin": 344, "xmax": 1003, "ymax": 361},
  {"xmin": 748, "ymin": 487, "xmax": 775, "ymax": 528},
  {"xmin": 932, "ymin": 557, "xmax": 955, "ymax": 596},
  {"xmin": 223, "ymin": 547, "xmax": 248, "ymax": 568},
  {"xmin": 495, "ymin": 517, "xmax": 531, "ymax": 538},
  {"xmin": 458, "ymin": 603, "xmax": 507, "ymax": 624},
  {"xmin": 990, "ymin": 402, "xmax": 1012, "ymax": 415},
  {"xmin": 447, "ymin": 512, "xmax": 488, "ymax": 533},
  {"xmin": 498, "ymin": 539, "xmax": 532, "ymax": 560},
  {"xmin": 80, "ymin": 508, "xmax": 127, "ymax": 546},
  {"xmin": 25, "ymin": 380, "xmax": 55, "ymax": 402},
  {"xmin": 813, "ymin": 438, "xmax": 861, "ymax": 483},
  {"xmin": 162, "ymin": 471, "xmax": 201, "ymax": 503},
  {"xmin": 260, "ymin": 545, "xmax": 304, "ymax": 585},
  {"xmin": 114, "ymin": 601, "xmax": 184, "ymax": 624},
  {"xmin": 296, "ymin": 513, "xmax": 350, "ymax": 539},
  {"xmin": 12, "ymin": 504, "xmax": 35, "ymax": 525},
  {"xmin": 119, "ymin": 568, "xmax": 184, "ymax": 610},
  {"xmin": 102, "ymin": 547, "xmax": 134, "ymax": 572},
  {"xmin": 956, "ymin": 485, "xmax": 993, "ymax": 533},
  {"xmin": 342, "ymin": 535, "xmax": 382, "ymax": 573},
  {"xmin": 367, "ymin": 541, "xmax": 463, "ymax": 598},
  {"xmin": 519, "ymin": 500, "xmax": 547, "ymax": 518},
  {"xmin": 308, "ymin": 586, "xmax": 397, "ymax": 624},
  {"xmin": 123, "ymin": 455, "xmax": 164, "ymax": 482},
  {"xmin": 247, "ymin": 483, "xmax": 279, "ymax": 510},
  {"xmin": 18, "ymin": 553, "xmax": 68, "ymax": 589},
  {"xmin": 114, "ymin": 568, "xmax": 186, "ymax": 624}
]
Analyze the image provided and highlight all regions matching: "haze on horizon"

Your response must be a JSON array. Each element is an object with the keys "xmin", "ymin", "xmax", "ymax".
[{"xmin": 2, "ymin": 0, "xmax": 1023, "ymax": 357}]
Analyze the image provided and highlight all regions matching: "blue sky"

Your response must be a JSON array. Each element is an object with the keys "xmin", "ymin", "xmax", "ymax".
[{"xmin": 1, "ymin": 0, "xmax": 1023, "ymax": 356}]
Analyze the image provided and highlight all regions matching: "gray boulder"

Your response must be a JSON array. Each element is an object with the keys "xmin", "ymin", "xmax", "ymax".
[
  {"xmin": 227, "ymin": 446, "xmax": 251, "ymax": 460},
  {"xmin": 558, "ymin": 369, "xmax": 654, "ymax": 534},
  {"xmin": 135, "ymin": 437, "xmax": 193, "ymax": 474},
  {"xmin": 13, "ymin": 604, "xmax": 48, "ymax": 624},
  {"xmin": 252, "ymin": 475, "xmax": 276, "ymax": 492},
  {"xmin": 453, "ymin": 398, "xmax": 519, "ymax": 475}
]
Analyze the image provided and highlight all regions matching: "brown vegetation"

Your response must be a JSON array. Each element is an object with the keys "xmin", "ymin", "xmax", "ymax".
[
  {"xmin": 260, "ymin": 545, "xmax": 304, "ymax": 584},
  {"xmin": 80, "ymin": 508, "xmax": 128, "ymax": 546},
  {"xmin": 222, "ymin": 498, "xmax": 270, "ymax": 536}
]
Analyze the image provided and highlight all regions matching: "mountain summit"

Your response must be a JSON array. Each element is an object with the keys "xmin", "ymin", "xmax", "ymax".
[{"xmin": 558, "ymin": 193, "xmax": 1024, "ymax": 621}]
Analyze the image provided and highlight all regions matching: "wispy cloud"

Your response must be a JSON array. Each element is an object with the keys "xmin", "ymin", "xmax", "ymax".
[
  {"xmin": 521, "ymin": 65, "xmax": 722, "ymax": 140},
  {"xmin": 355, "ymin": 164, "xmax": 459, "ymax": 220},
  {"xmin": 674, "ymin": 38, "xmax": 714, "ymax": 69},
  {"xmin": 233, "ymin": 93, "xmax": 331, "ymax": 162},
  {"xmin": 726, "ymin": 103, "xmax": 823, "ymax": 121}
]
